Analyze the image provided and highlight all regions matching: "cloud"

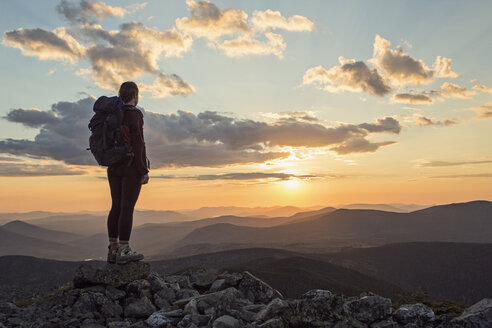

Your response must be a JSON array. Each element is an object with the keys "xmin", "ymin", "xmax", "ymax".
[
  {"xmin": 155, "ymin": 172, "xmax": 317, "ymax": 181},
  {"xmin": 330, "ymin": 138, "xmax": 396, "ymax": 155},
  {"xmin": 433, "ymin": 56, "xmax": 459, "ymax": 78},
  {"xmin": 3, "ymin": 27, "xmax": 85, "ymax": 63},
  {"xmin": 391, "ymin": 93, "xmax": 434, "ymax": 104},
  {"xmin": 472, "ymin": 85, "xmax": 492, "ymax": 94},
  {"xmin": 420, "ymin": 159, "xmax": 492, "ymax": 167},
  {"xmin": 175, "ymin": 0, "xmax": 249, "ymax": 40},
  {"xmin": 302, "ymin": 57, "xmax": 392, "ymax": 96},
  {"xmin": 471, "ymin": 103, "xmax": 492, "ymax": 118},
  {"xmin": 4, "ymin": 11, "xmax": 193, "ymax": 97},
  {"xmin": 139, "ymin": 74, "xmax": 196, "ymax": 98},
  {"xmin": 250, "ymin": 9, "xmax": 315, "ymax": 32},
  {"xmin": 5, "ymin": 108, "xmax": 59, "ymax": 127},
  {"xmin": 359, "ymin": 117, "xmax": 401, "ymax": 133},
  {"xmin": 57, "ymin": 0, "xmax": 146, "ymax": 24},
  {"xmin": 80, "ymin": 23, "xmax": 194, "ymax": 92},
  {"xmin": 176, "ymin": 0, "xmax": 314, "ymax": 58},
  {"xmin": 432, "ymin": 173, "xmax": 492, "ymax": 179},
  {"xmin": 217, "ymin": 32, "xmax": 286, "ymax": 58},
  {"xmin": 437, "ymin": 82, "xmax": 476, "ymax": 99},
  {"xmin": 0, "ymin": 163, "xmax": 85, "ymax": 177},
  {"xmin": 261, "ymin": 111, "xmax": 318, "ymax": 123},
  {"xmin": 0, "ymin": 97, "xmax": 401, "ymax": 170},
  {"xmin": 415, "ymin": 116, "xmax": 457, "ymax": 126},
  {"xmin": 369, "ymin": 35, "xmax": 457, "ymax": 86}
]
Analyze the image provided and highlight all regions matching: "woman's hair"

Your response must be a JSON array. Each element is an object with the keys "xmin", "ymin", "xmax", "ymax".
[{"xmin": 118, "ymin": 81, "xmax": 139, "ymax": 103}]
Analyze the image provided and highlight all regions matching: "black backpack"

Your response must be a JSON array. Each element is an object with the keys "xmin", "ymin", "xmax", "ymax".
[{"xmin": 87, "ymin": 96, "xmax": 134, "ymax": 167}]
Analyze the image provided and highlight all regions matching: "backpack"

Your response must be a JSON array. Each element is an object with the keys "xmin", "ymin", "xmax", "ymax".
[{"xmin": 87, "ymin": 96, "xmax": 134, "ymax": 167}]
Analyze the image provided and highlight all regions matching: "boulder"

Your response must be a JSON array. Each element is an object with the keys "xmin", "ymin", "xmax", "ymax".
[
  {"xmin": 394, "ymin": 303, "xmax": 435, "ymax": 326},
  {"xmin": 213, "ymin": 314, "xmax": 240, "ymax": 328},
  {"xmin": 254, "ymin": 298, "xmax": 289, "ymax": 323},
  {"xmin": 124, "ymin": 296, "xmax": 157, "ymax": 318},
  {"xmin": 238, "ymin": 271, "xmax": 283, "ymax": 304},
  {"xmin": 279, "ymin": 289, "xmax": 345, "ymax": 326},
  {"xmin": 343, "ymin": 295, "xmax": 392, "ymax": 324},
  {"xmin": 146, "ymin": 310, "xmax": 173, "ymax": 327},
  {"xmin": 448, "ymin": 298, "xmax": 492, "ymax": 328},
  {"xmin": 73, "ymin": 261, "xmax": 150, "ymax": 288}
]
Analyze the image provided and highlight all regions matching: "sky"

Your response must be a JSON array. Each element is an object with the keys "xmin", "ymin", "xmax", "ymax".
[{"xmin": 0, "ymin": 0, "xmax": 491, "ymax": 212}]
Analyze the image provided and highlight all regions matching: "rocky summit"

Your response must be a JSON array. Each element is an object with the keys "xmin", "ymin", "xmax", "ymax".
[{"xmin": 0, "ymin": 261, "xmax": 491, "ymax": 328}]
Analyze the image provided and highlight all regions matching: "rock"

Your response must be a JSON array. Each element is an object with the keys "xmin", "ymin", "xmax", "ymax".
[
  {"xmin": 155, "ymin": 286, "xmax": 176, "ymax": 303},
  {"xmin": 105, "ymin": 286, "xmax": 127, "ymax": 300},
  {"xmin": 107, "ymin": 320, "xmax": 133, "ymax": 328},
  {"xmin": 371, "ymin": 319, "xmax": 398, "ymax": 328},
  {"xmin": 258, "ymin": 318, "xmax": 285, "ymax": 328},
  {"xmin": 101, "ymin": 301, "xmax": 123, "ymax": 318},
  {"xmin": 174, "ymin": 287, "xmax": 243, "ymax": 308},
  {"xmin": 146, "ymin": 310, "xmax": 173, "ymax": 327},
  {"xmin": 279, "ymin": 289, "xmax": 344, "ymax": 326},
  {"xmin": 184, "ymin": 298, "xmax": 199, "ymax": 315},
  {"xmin": 73, "ymin": 261, "xmax": 151, "ymax": 288},
  {"xmin": 148, "ymin": 272, "xmax": 168, "ymax": 293},
  {"xmin": 188, "ymin": 267, "xmax": 219, "ymax": 291},
  {"xmin": 213, "ymin": 314, "xmax": 240, "ymax": 328},
  {"xmin": 0, "ymin": 302, "xmax": 18, "ymax": 316},
  {"xmin": 218, "ymin": 272, "xmax": 243, "ymax": 287},
  {"xmin": 175, "ymin": 288, "xmax": 200, "ymax": 301},
  {"xmin": 394, "ymin": 303, "xmax": 435, "ymax": 326},
  {"xmin": 165, "ymin": 275, "xmax": 193, "ymax": 289},
  {"xmin": 124, "ymin": 296, "xmax": 157, "ymax": 318},
  {"xmin": 448, "ymin": 298, "xmax": 492, "ymax": 328},
  {"xmin": 127, "ymin": 279, "xmax": 153, "ymax": 298},
  {"xmin": 254, "ymin": 298, "xmax": 289, "ymax": 323},
  {"xmin": 343, "ymin": 295, "xmax": 392, "ymax": 324},
  {"xmin": 238, "ymin": 271, "xmax": 283, "ymax": 304},
  {"xmin": 209, "ymin": 279, "xmax": 227, "ymax": 293}
]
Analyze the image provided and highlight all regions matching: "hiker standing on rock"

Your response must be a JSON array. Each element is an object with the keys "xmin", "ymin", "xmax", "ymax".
[{"xmin": 106, "ymin": 81, "xmax": 149, "ymax": 264}]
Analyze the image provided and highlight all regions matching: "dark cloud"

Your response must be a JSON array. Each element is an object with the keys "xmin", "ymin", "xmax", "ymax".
[
  {"xmin": 5, "ymin": 109, "xmax": 59, "ymax": 128},
  {"xmin": 392, "ymin": 93, "xmax": 434, "ymax": 104},
  {"xmin": 56, "ymin": 0, "xmax": 140, "ymax": 25},
  {"xmin": 303, "ymin": 57, "xmax": 392, "ymax": 97},
  {"xmin": 330, "ymin": 138, "xmax": 396, "ymax": 155},
  {"xmin": 420, "ymin": 160, "xmax": 492, "ymax": 167},
  {"xmin": 0, "ymin": 97, "xmax": 401, "ymax": 169},
  {"xmin": 359, "ymin": 117, "xmax": 401, "ymax": 133},
  {"xmin": 416, "ymin": 116, "xmax": 457, "ymax": 126},
  {"xmin": 0, "ymin": 163, "xmax": 85, "ymax": 176}
]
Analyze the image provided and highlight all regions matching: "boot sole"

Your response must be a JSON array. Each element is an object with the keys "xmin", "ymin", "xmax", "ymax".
[{"xmin": 116, "ymin": 255, "xmax": 144, "ymax": 264}]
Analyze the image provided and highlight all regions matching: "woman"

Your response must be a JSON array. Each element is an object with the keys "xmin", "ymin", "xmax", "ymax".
[{"xmin": 107, "ymin": 81, "xmax": 150, "ymax": 264}]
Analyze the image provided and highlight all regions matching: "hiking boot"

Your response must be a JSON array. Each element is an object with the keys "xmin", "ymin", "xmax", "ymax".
[
  {"xmin": 116, "ymin": 244, "xmax": 144, "ymax": 264},
  {"xmin": 107, "ymin": 244, "xmax": 118, "ymax": 263}
]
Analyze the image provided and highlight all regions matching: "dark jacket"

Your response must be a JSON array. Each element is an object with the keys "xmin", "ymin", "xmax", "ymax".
[{"xmin": 121, "ymin": 105, "xmax": 149, "ymax": 176}]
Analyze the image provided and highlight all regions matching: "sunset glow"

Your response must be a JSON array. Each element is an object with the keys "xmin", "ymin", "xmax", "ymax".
[{"xmin": 0, "ymin": 0, "xmax": 491, "ymax": 212}]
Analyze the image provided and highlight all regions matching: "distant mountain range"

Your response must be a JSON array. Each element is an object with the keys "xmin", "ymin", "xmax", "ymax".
[{"xmin": 0, "ymin": 200, "xmax": 490, "ymax": 261}]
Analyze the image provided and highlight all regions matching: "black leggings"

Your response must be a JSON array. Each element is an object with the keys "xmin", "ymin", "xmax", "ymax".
[{"xmin": 107, "ymin": 166, "xmax": 142, "ymax": 241}]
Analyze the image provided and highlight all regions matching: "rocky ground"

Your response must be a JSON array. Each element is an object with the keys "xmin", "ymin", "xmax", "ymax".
[{"xmin": 0, "ymin": 261, "xmax": 491, "ymax": 328}]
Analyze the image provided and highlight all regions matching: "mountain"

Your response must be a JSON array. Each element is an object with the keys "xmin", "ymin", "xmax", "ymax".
[
  {"xmin": 178, "ymin": 205, "xmax": 319, "ymax": 219},
  {"xmin": 169, "ymin": 201, "xmax": 492, "ymax": 252},
  {"xmin": 339, "ymin": 203, "xmax": 428, "ymax": 212},
  {"xmin": 1, "ymin": 220, "xmax": 81, "ymax": 243},
  {"xmin": 318, "ymin": 242, "xmax": 492, "ymax": 304},
  {"xmin": 0, "ymin": 228, "xmax": 79, "ymax": 260},
  {"xmin": 224, "ymin": 256, "xmax": 404, "ymax": 299}
]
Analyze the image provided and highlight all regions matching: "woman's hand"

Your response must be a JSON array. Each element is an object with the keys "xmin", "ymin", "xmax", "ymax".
[{"xmin": 141, "ymin": 173, "xmax": 149, "ymax": 185}]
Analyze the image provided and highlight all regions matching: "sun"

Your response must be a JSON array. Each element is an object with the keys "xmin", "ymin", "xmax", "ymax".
[{"xmin": 282, "ymin": 178, "xmax": 301, "ymax": 190}]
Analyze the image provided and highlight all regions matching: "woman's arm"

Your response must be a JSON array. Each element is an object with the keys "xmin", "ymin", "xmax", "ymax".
[{"xmin": 126, "ymin": 110, "xmax": 149, "ymax": 176}]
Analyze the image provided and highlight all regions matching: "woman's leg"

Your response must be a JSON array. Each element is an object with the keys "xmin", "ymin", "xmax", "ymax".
[
  {"xmin": 107, "ymin": 167, "xmax": 123, "ymax": 241},
  {"xmin": 118, "ymin": 170, "xmax": 143, "ymax": 243}
]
